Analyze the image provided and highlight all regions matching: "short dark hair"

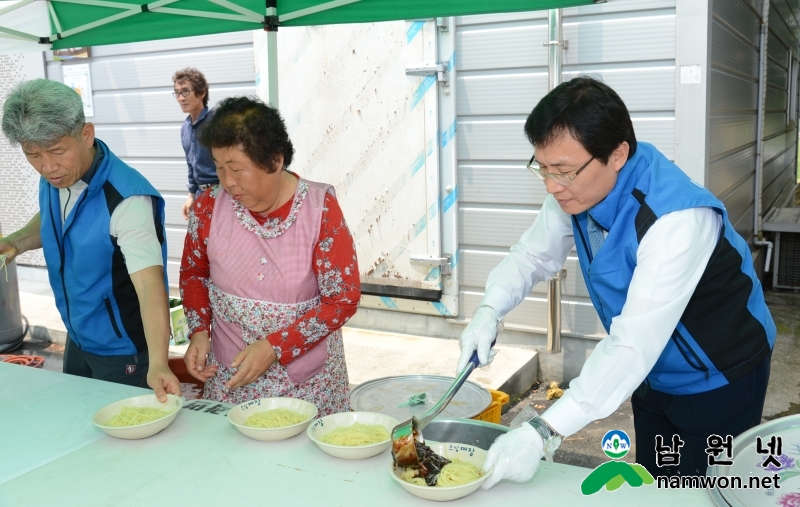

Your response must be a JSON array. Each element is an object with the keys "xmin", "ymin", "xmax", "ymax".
[
  {"xmin": 172, "ymin": 67, "xmax": 209, "ymax": 107},
  {"xmin": 524, "ymin": 76, "xmax": 637, "ymax": 164},
  {"xmin": 198, "ymin": 96, "xmax": 294, "ymax": 173}
]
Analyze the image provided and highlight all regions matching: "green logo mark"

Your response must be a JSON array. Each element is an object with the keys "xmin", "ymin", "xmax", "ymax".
[{"xmin": 581, "ymin": 430, "xmax": 654, "ymax": 495}]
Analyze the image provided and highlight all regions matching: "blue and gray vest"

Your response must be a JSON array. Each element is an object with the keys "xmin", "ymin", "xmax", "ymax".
[
  {"xmin": 39, "ymin": 139, "xmax": 167, "ymax": 356},
  {"xmin": 573, "ymin": 142, "xmax": 775, "ymax": 395}
]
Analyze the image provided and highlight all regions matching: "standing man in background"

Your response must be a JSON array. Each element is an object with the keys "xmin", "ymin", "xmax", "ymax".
[{"xmin": 173, "ymin": 67, "xmax": 218, "ymax": 219}]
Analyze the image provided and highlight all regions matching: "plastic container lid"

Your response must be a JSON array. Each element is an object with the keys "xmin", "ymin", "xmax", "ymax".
[
  {"xmin": 349, "ymin": 375, "xmax": 493, "ymax": 422},
  {"xmin": 707, "ymin": 413, "xmax": 800, "ymax": 507}
]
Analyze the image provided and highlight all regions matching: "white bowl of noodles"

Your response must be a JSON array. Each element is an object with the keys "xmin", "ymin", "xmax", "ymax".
[
  {"xmin": 389, "ymin": 441, "xmax": 491, "ymax": 501},
  {"xmin": 227, "ymin": 397, "xmax": 318, "ymax": 441},
  {"xmin": 306, "ymin": 411, "xmax": 398, "ymax": 460},
  {"xmin": 92, "ymin": 394, "xmax": 183, "ymax": 440}
]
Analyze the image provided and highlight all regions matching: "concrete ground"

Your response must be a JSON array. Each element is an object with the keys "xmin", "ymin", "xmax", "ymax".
[{"xmin": 6, "ymin": 265, "xmax": 800, "ymax": 470}]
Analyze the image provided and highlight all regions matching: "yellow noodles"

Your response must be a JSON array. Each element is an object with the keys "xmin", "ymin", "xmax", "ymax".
[
  {"xmin": 320, "ymin": 422, "xmax": 389, "ymax": 446},
  {"xmin": 244, "ymin": 408, "xmax": 308, "ymax": 428},
  {"xmin": 106, "ymin": 407, "xmax": 173, "ymax": 427},
  {"xmin": 400, "ymin": 468, "xmax": 427, "ymax": 486},
  {"xmin": 437, "ymin": 460, "xmax": 484, "ymax": 486},
  {"xmin": 400, "ymin": 460, "xmax": 483, "ymax": 487}
]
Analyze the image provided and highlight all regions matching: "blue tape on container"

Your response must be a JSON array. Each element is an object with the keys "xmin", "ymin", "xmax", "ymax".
[
  {"xmin": 410, "ymin": 75, "xmax": 436, "ymax": 110},
  {"xmin": 443, "ymin": 186, "xmax": 457, "ymax": 213},
  {"xmin": 380, "ymin": 296, "xmax": 399, "ymax": 310},
  {"xmin": 407, "ymin": 21, "xmax": 424, "ymax": 43}
]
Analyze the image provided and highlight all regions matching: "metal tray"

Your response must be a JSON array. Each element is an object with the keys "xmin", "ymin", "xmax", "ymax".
[
  {"xmin": 707, "ymin": 414, "xmax": 800, "ymax": 507},
  {"xmin": 349, "ymin": 375, "xmax": 493, "ymax": 422}
]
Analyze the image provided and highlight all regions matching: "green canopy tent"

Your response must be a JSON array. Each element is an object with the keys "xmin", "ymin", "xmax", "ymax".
[{"xmin": 0, "ymin": 0, "xmax": 596, "ymax": 103}]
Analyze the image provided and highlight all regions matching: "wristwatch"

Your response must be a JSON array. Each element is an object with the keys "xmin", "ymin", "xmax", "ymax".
[{"xmin": 527, "ymin": 416, "xmax": 563, "ymax": 459}]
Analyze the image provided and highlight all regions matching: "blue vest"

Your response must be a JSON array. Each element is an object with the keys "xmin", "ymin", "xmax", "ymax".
[
  {"xmin": 573, "ymin": 142, "xmax": 775, "ymax": 395},
  {"xmin": 39, "ymin": 139, "xmax": 167, "ymax": 356}
]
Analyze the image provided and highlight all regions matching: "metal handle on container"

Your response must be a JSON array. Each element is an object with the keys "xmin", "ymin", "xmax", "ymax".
[{"xmin": 547, "ymin": 269, "xmax": 566, "ymax": 353}]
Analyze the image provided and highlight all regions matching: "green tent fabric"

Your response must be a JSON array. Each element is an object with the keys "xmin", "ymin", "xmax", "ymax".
[{"xmin": 39, "ymin": 0, "xmax": 594, "ymax": 49}]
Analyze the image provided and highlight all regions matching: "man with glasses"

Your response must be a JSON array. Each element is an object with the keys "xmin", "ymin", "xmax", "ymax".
[
  {"xmin": 457, "ymin": 77, "xmax": 775, "ymax": 486},
  {"xmin": 172, "ymin": 67, "xmax": 218, "ymax": 220}
]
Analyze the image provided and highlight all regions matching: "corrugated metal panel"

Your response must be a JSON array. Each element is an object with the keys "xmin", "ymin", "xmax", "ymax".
[
  {"xmin": 770, "ymin": 4, "xmax": 799, "ymax": 49},
  {"xmin": 763, "ymin": 131, "xmax": 790, "ymax": 162},
  {"xmin": 719, "ymin": 175, "xmax": 754, "ymax": 227},
  {"xmin": 709, "ymin": 145, "xmax": 756, "ymax": 198},
  {"xmin": 763, "ymin": 170, "xmax": 795, "ymax": 211},
  {"xmin": 458, "ymin": 164, "xmax": 549, "ymax": 206},
  {"xmin": 455, "ymin": 1, "xmax": 677, "ymax": 338},
  {"xmin": 759, "ymin": 0, "xmax": 799, "ymax": 228},
  {"xmin": 457, "ymin": 71, "xmax": 548, "ymax": 116},
  {"xmin": 713, "ymin": 0, "xmax": 760, "ymax": 48},
  {"xmin": 456, "ymin": 117, "xmax": 674, "ymax": 162},
  {"xmin": 767, "ymin": 59, "xmax": 789, "ymax": 89},
  {"xmin": 710, "ymin": 70, "xmax": 758, "ymax": 113},
  {"xmin": 562, "ymin": 13, "xmax": 675, "ymax": 66},
  {"xmin": 763, "ymin": 112, "xmax": 788, "ymax": 136},
  {"xmin": 709, "ymin": 115, "xmax": 757, "ymax": 158},
  {"xmin": 563, "ymin": 67, "xmax": 675, "ymax": 112},
  {"xmin": 712, "ymin": 20, "xmax": 759, "ymax": 77},
  {"xmin": 461, "ymin": 251, "xmax": 589, "ymax": 298},
  {"xmin": 47, "ymin": 33, "xmax": 255, "ymax": 292},
  {"xmin": 708, "ymin": 0, "xmax": 761, "ymax": 238},
  {"xmin": 456, "ymin": 22, "xmax": 549, "ymax": 72},
  {"xmin": 766, "ymin": 87, "xmax": 788, "ymax": 111},
  {"xmin": 459, "ymin": 207, "xmax": 538, "ymax": 248},
  {"xmin": 462, "ymin": 291, "xmax": 605, "ymax": 338},
  {"xmin": 91, "ymin": 85, "xmax": 254, "ymax": 124},
  {"xmin": 731, "ymin": 202, "xmax": 755, "ymax": 241},
  {"xmin": 763, "ymin": 146, "xmax": 793, "ymax": 185},
  {"xmin": 768, "ymin": 31, "xmax": 789, "ymax": 65}
]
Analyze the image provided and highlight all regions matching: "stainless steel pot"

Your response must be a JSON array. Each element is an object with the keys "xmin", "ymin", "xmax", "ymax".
[
  {"xmin": 0, "ymin": 222, "xmax": 24, "ymax": 352},
  {"xmin": 422, "ymin": 418, "xmax": 509, "ymax": 450}
]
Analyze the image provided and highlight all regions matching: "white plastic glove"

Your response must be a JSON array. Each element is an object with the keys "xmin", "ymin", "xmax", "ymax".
[
  {"xmin": 480, "ymin": 423, "xmax": 544, "ymax": 490},
  {"xmin": 456, "ymin": 305, "xmax": 500, "ymax": 374}
]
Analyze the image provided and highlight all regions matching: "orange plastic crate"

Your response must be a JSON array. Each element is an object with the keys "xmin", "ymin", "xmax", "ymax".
[{"xmin": 472, "ymin": 389, "xmax": 509, "ymax": 424}]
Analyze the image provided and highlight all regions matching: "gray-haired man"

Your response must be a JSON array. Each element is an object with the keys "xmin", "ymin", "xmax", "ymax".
[{"xmin": 0, "ymin": 79, "xmax": 180, "ymax": 401}]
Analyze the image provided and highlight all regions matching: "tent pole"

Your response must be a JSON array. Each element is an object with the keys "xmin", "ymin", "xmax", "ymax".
[{"xmin": 265, "ymin": 0, "xmax": 279, "ymax": 108}]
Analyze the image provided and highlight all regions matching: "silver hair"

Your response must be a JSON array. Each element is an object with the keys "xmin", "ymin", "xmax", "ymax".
[{"xmin": 1, "ymin": 79, "xmax": 85, "ymax": 147}]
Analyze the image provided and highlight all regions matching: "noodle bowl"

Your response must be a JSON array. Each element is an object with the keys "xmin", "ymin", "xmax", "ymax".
[
  {"xmin": 228, "ymin": 397, "xmax": 318, "ymax": 441},
  {"xmin": 389, "ymin": 442, "xmax": 492, "ymax": 501},
  {"xmin": 307, "ymin": 411, "xmax": 399, "ymax": 460}
]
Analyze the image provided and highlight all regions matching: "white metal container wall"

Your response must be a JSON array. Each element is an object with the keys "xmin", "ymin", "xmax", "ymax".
[
  {"xmin": 761, "ymin": 0, "xmax": 799, "ymax": 213},
  {"xmin": 707, "ymin": 0, "xmax": 763, "ymax": 240},
  {"xmin": 263, "ymin": 22, "xmax": 446, "ymax": 299},
  {"xmin": 45, "ymin": 33, "xmax": 256, "ymax": 291},
  {"xmin": 708, "ymin": 0, "xmax": 800, "ymax": 242},
  {"xmin": 455, "ymin": 0, "xmax": 676, "ymax": 338}
]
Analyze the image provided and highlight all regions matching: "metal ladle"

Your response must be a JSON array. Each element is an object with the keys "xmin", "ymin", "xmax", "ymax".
[{"xmin": 391, "ymin": 339, "xmax": 496, "ymax": 468}]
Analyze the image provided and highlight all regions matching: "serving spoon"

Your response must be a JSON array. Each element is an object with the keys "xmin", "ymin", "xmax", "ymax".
[{"xmin": 390, "ymin": 339, "xmax": 496, "ymax": 468}]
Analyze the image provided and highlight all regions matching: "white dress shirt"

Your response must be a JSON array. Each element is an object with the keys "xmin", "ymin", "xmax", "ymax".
[{"xmin": 482, "ymin": 193, "xmax": 722, "ymax": 437}]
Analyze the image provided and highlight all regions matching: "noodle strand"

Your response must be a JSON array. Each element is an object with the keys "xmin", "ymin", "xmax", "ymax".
[
  {"xmin": 106, "ymin": 407, "xmax": 173, "ymax": 427},
  {"xmin": 244, "ymin": 408, "xmax": 308, "ymax": 428},
  {"xmin": 320, "ymin": 422, "xmax": 389, "ymax": 446}
]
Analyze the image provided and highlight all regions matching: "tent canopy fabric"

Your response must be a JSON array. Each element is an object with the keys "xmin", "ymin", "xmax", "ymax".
[{"xmin": 0, "ymin": 0, "xmax": 595, "ymax": 50}]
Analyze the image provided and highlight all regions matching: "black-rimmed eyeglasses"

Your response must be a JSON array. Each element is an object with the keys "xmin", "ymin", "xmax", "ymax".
[{"xmin": 172, "ymin": 89, "xmax": 194, "ymax": 99}]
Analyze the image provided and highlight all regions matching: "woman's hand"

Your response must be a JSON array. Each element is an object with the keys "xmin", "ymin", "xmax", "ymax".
[
  {"xmin": 184, "ymin": 331, "xmax": 218, "ymax": 382},
  {"xmin": 225, "ymin": 340, "xmax": 277, "ymax": 390}
]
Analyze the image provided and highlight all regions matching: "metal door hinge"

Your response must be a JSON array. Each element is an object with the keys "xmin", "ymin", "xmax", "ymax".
[
  {"xmin": 543, "ymin": 40, "xmax": 568, "ymax": 49},
  {"xmin": 405, "ymin": 62, "xmax": 449, "ymax": 85},
  {"xmin": 436, "ymin": 17, "xmax": 448, "ymax": 31},
  {"xmin": 410, "ymin": 254, "xmax": 452, "ymax": 276}
]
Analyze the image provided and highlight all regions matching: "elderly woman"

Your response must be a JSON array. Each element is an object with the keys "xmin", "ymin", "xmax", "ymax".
[{"xmin": 180, "ymin": 97, "xmax": 360, "ymax": 414}]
